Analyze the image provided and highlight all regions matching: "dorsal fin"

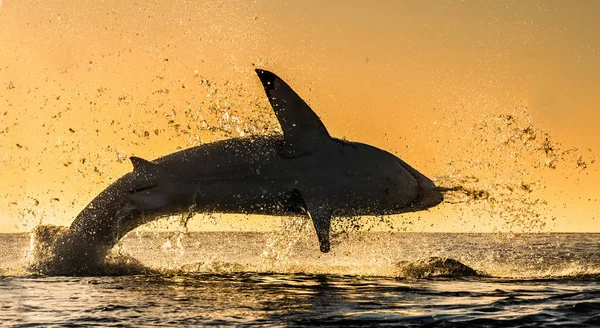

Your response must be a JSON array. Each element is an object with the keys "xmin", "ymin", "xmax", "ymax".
[
  {"xmin": 130, "ymin": 156, "xmax": 162, "ymax": 177},
  {"xmin": 255, "ymin": 69, "xmax": 330, "ymax": 157}
]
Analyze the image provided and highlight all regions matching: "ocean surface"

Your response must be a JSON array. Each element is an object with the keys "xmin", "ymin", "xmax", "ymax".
[{"xmin": 1, "ymin": 230, "xmax": 599, "ymax": 327}]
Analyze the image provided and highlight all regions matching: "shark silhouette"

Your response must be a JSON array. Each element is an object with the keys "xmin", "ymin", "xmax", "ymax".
[{"xmin": 50, "ymin": 69, "xmax": 443, "ymax": 273}]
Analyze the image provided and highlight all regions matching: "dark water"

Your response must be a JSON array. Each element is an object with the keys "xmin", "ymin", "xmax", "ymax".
[
  {"xmin": 2, "ymin": 274, "xmax": 599, "ymax": 327},
  {"xmin": 1, "ymin": 231, "xmax": 599, "ymax": 327}
]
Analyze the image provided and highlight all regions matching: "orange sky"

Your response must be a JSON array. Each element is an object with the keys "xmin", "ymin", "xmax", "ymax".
[{"xmin": 0, "ymin": 0, "xmax": 598, "ymax": 233}]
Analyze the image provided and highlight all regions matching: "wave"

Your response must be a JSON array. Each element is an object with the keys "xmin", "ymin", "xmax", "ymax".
[
  {"xmin": 23, "ymin": 254, "xmax": 600, "ymax": 281},
  {"xmin": 396, "ymin": 256, "xmax": 481, "ymax": 279}
]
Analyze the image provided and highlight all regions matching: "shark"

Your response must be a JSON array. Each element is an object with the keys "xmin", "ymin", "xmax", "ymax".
[{"xmin": 50, "ymin": 69, "xmax": 444, "ymax": 273}]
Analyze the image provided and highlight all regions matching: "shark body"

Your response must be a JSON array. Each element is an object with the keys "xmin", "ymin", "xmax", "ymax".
[{"xmin": 51, "ymin": 69, "xmax": 443, "ymax": 273}]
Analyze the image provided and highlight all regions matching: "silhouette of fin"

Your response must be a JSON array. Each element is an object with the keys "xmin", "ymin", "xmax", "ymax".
[
  {"xmin": 130, "ymin": 156, "xmax": 163, "ymax": 177},
  {"xmin": 296, "ymin": 189, "xmax": 332, "ymax": 253},
  {"xmin": 255, "ymin": 69, "xmax": 330, "ymax": 157}
]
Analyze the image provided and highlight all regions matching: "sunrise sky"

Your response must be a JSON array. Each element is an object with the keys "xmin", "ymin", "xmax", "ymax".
[{"xmin": 0, "ymin": 0, "xmax": 598, "ymax": 233}]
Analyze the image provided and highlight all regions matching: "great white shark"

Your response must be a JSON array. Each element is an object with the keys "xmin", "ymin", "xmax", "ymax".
[{"xmin": 49, "ymin": 69, "xmax": 444, "ymax": 273}]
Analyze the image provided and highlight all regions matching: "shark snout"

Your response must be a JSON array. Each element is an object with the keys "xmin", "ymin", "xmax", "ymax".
[
  {"xmin": 412, "ymin": 174, "xmax": 444, "ymax": 210},
  {"xmin": 396, "ymin": 159, "xmax": 444, "ymax": 211},
  {"xmin": 399, "ymin": 184, "xmax": 443, "ymax": 213},
  {"xmin": 423, "ymin": 186, "xmax": 444, "ymax": 208}
]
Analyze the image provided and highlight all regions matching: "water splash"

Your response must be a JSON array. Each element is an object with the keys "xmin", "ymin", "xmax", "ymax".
[
  {"xmin": 24, "ymin": 224, "xmax": 153, "ymax": 275},
  {"xmin": 15, "ymin": 225, "xmax": 600, "ymax": 280},
  {"xmin": 434, "ymin": 106, "xmax": 595, "ymax": 232},
  {"xmin": 25, "ymin": 224, "xmax": 67, "ymax": 274},
  {"xmin": 260, "ymin": 216, "xmax": 313, "ymax": 270}
]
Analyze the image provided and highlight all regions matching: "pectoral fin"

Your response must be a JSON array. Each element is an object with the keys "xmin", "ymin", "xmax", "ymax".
[
  {"xmin": 297, "ymin": 190, "xmax": 332, "ymax": 253},
  {"xmin": 309, "ymin": 208, "xmax": 332, "ymax": 253}
]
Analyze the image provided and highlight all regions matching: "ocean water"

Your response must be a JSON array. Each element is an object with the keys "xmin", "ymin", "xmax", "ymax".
[{"xmin": 1, "ymin": 230, "xmax": 599, "ymax": 327}]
